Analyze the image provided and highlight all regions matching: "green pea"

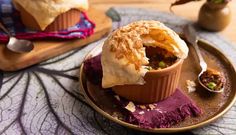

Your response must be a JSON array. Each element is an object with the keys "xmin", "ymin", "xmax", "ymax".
[
  {"xmin": 158, "ymin": 61, "xmax": 166, "ymax": 68},
  {"xmin": 145, "ymin": 66, "xmax": 152, "ymax": 70},
  {"xmin": 207, "ymin": 82, "xmax": 217, "ymax": 90}
]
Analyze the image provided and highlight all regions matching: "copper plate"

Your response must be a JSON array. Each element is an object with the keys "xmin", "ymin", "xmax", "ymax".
[{"xmin": 79, "ymin": 39, "xmax": 236, "ymax": 133}]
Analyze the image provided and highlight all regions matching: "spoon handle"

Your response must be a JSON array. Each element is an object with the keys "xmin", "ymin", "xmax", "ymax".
[
  {"xmin": 0, "ymin": 22, "xmax": 11, "ymax": 36},
  {"xmin": 192, "ymin": 40, "xmax": 207, "ymax": 73},
  {"xmin": 184, "ymin": 24, "xmax": 207, "ymax": 73}
]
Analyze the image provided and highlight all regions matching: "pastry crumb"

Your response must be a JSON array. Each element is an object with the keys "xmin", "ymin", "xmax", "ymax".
[
  {"xmin": 186, "ymin": 80, "xmax": 196, "ymax": 93},
  {"xmin": 149, "ymin": 104, "xmax": 156, "ymax": 110},
  {"xmin": 125, "ymin": 102, "xmax": 136, "ymax": 112},
  {"xmin": 139, "ymin": 111, "xmax": 145, "ymax": 115},
  {"xmin": 139, "ymin": 105, "xmax": 146, "ymax": 109},
  {"xmin": 155, "ymin": 108, "xmax": 163, "ymax": 113}
]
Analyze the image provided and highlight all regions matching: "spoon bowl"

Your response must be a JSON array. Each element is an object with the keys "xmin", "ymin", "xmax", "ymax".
[
  {"xmin": 198, "ymin": 69, "xmax": 224, "ymax": 93},
  {"xmin": 0, "ymin": 22, "xmax": 34, "ymax": 53},
  {"xmin": 7, "ymin": 37, "xmax": 34, "ymax": 53},
  {"xmin": 184, "ymin": 24, "xmax": 225, "ymax": 93}
]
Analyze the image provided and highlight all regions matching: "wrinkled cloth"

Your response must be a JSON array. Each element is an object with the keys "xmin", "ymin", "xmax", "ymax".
[
  {"xmin": 83, "ymin": 54, "xmax": 202, "ymax": 129},
  {"xmin": 0, "ymin": 0, "xmax": 95, "ymax": 43}
]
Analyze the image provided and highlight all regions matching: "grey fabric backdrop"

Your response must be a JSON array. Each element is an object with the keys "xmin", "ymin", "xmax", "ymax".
[{"xmin": 0, "ymin": 7, "xmax": 236, "ymax": 135}]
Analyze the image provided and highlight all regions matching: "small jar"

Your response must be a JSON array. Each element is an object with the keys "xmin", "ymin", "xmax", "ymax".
[{"xmin": 198, "ymin": 1, "xmax": 231, "ymax": 31}]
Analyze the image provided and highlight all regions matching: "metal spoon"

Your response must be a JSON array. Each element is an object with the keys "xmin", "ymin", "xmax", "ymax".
[
  {"xmin": 184, "ymin": 24, "xmax": 224, "ymax": 93},
  {"xmin": 0, "ymin": 22, "xmax": 34, "ymax": 53}
]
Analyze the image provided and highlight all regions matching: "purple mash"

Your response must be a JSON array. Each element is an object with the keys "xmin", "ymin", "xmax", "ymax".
[
  {"xmin": 83, "ymin": 54, "xmax": 102, "ymax": 85},
  {"xmin": 83, "ymin": 54, "xmax": 202, "ymax": 129},
  {"xmin": 115, "ymin": 89, "xmax": 202, "ymax": 128}
]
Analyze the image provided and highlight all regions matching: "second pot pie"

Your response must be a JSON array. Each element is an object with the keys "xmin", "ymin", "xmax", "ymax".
[{"xmin": 13, "ymin": 0, "xmax": 89, "ymax": 31}]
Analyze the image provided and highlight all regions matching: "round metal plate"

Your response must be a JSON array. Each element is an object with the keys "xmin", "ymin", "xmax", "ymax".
[{"xmin": 79, "ymin": 39, "xmax": 236, "ymax": 133}]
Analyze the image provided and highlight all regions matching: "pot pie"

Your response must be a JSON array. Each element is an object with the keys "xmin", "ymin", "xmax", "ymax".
[
  {"xmin": 101, "ymin": 21, "xmax": 189, "ymax": 103},
  {"xmin": 13, "ymin": 0, "xmax": 88, "ymax": 31}
]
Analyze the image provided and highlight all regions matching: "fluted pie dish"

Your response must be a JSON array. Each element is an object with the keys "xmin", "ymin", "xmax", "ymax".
[{"xmin": 112, "ymin": 48, "xmax": 183, "ymax": 103}]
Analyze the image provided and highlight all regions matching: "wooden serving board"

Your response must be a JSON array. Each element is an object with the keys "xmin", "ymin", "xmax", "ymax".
[{"xmin": 0, "ymin": 8, "xmax": 112, "ymax": 71}]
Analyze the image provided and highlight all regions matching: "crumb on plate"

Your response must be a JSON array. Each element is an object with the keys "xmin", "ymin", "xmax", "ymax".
[{"xmin": 186, "ymin": 80, "xmax": 196, "ymax": 93}]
